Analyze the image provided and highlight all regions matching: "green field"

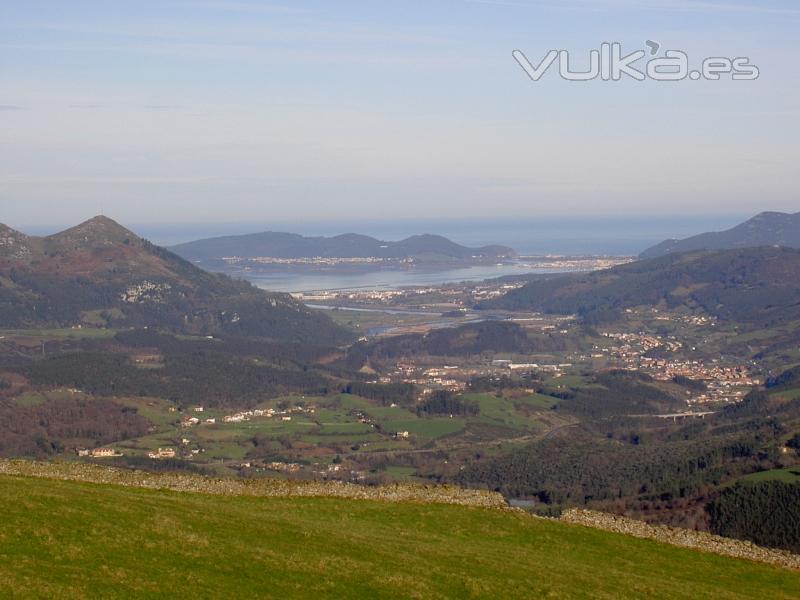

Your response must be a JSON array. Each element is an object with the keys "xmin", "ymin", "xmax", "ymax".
[
  {"xmin": 382, "ymin": 417, "xmax": 466, "ymax": 440},
  {"xmin": 739, "ymin": 468, "xmax": 800, "ymax": 484},
  {"xmin": 463, "ymin": 392, "xmax": 558, "ymax": 428},
  {"xmin": 11, "ymin": 392, "xmax": 49, "ymax": 407},
  {"xmin": 319, "ymin": 307, "xmax": 437, "ymax": 333},
  {"xmin": 0, "ymin": 474, "xmax": 797, "ymax": 599},
  {"xmin": 0, "ymin": 327, "xmax": 121, "ymax": 339}
]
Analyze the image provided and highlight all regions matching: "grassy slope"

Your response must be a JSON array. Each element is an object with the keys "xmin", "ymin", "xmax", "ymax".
[{"xmin": 1, "ymin": 476, "xmax": 798, "ymax": 599}]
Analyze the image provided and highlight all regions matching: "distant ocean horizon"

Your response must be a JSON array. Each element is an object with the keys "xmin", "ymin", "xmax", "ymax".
[
  {"xmin": 23, "ymin": 214, "xmax": 748, "ymax": 256},
  {"xmin": 126, "ymin": 214, "xmax": 746, "ymax": 257}
]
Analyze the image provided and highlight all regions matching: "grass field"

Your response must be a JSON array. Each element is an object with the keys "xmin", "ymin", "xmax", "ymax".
[
  {"xmin": 739, "ymin": 468, "xmax": 800, "ymax": 484},
  {"xmin": 463, "ymin": 392, "xmax": 558, "ymax": 428},
  {"xmin": 0, "ymin": 474, "xmax": 798, "ymax": 599},
  {"xmin": 0, "ymin": 327, "xmax": 121, "ymax": 339},
  {"xmin": 382, "ymin": 417, "xmax": 467, "ymax": 440}
]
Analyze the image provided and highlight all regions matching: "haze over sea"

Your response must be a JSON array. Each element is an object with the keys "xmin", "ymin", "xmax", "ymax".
[{"xmin": 129, "ymin": 214, "xmax": 746, "ymax": 256}]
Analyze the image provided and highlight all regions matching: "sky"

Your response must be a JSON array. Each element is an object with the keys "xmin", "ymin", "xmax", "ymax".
[{"xmin": 1, "ymin": 0, "xmax": 798, "ymax": 232}]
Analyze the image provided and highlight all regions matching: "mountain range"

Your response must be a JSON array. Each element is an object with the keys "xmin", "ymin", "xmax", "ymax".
[
  {"xmin": 0, "ymin": 216, "xmax": 349, "ymax": 345},
  {"xmin": 169, "ymin": 231, "xmax": 517, "ymax": 265},
  {"xmin": 640, "ymin": 211, "xmax": 800, "ymax": 259}
]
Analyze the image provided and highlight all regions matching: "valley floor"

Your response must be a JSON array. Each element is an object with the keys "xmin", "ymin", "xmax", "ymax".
[{"xmin": 0, "ymin": 472, "xmax": 798, "ymax": 599}]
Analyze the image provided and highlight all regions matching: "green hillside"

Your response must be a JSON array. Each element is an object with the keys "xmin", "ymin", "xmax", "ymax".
[{"xmin": 1, "ymin": 474, "xmax": 797, "ymax": 599}]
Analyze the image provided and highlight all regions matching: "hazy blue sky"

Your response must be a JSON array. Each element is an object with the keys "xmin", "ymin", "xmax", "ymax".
[{"xmin": 1, "ymin": 0, "xmax": 798, "ymax": 230}]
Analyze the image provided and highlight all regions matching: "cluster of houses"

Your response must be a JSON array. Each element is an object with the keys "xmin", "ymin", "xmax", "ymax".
[
  {"xmin": 221, "ymin": 405, "xmax": 314, "ymax": 424},
  {"xmin": 222, "ymin": 408, "xmax": 273, "ymax": 423},
  {"xmin": 238, "ymin": 460, "xmax": 369, "ymax": 482},
  {"xmin": 309, "ymin": 462, "xmax": 368, "ymax": 481},
  {"xmin": 76, "ymin": 446, "xmax": 186, "ymax": 461},
  {"xmin": 293, "ymin": 288, "xmax": 411, "ymax": 304},
  {"xmin": 250, "ymin": 256, "xmax": 388, "ymax": 266},
  {"xmin": 384, "ymin": 364, "xmax": 468, "ymax": 393},
  {"xmin": 178, "ymin": 404, "xmax": 313, "ymax": 427},
  {"xmin": 491, "ymin": 359, "xmax": 573, "ymax": 375},
  {"xmin": 76, "ymin": 447, "xmax": 122, "ymax": 458},
  {"xmin": 182, "ymin": 416, "xmax": 217, "ymax": 427},
  {"xmin": 588, "ymin": 330, "xmax": 760, "ymax": 405},
  {"xmin": 634, "ymin": 308, "xmax": 718, "ymax": 328},
  {"xmin": 147, "ymin": 447, "xmax": 176, "ymax": 459},
  {"xmin": 265, "ymin": 461, "xmax": 301, "ymax": 473},
  {"xmin": 599, "ymin": 331, "xmax": 682, "ymax": 356},
  {"xmin": 639, "ymin": 357, "xmax": 760, "ymax": 397},
  {"xmin": 178, "ymin": 406, "xmax": 213, "ymax": 427}
]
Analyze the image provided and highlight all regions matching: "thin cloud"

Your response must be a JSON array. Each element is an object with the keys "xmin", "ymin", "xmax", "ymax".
[
  {"xmin": 463, "ymin": 0, "xmax": 800, "ymax": 15},
  {"xmin": 185, "ymin": 1, "xmax": 311, "ymax": 15},
  {"xmin": 68, "ymin": 104, "xmax": 108, "ymax": 109},
  {"xmin": 0, "ymin": 175, "xmax": 232, "ymax": 185},
  {"xmin": 0, "ymin": 40, "xmax": 482, "ymax": 70},
  {"xmin": 2, "ymin": 19, "xmax": 446, "ymax": 47}
]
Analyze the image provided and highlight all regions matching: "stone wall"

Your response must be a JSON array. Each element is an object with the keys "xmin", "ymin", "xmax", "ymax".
[
  {"xmin": 561, "ymin": 508, "xmax": 800, "ymax": 570},
  {"xmin": 0, "ymin": 459, "xmax": 506, "ymax": 508}
]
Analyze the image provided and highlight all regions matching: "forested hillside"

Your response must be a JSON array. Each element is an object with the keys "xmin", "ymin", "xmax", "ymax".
[
  {"xmin": 483, "ymin": 247, "xmax": 800, "ymax": 327},
  {"xmin": 346, "ymin": 320, "xmax": 583, "ymax": 368},
  {"xmin": 458, "ymin": 384, "xmax": 800, "ymax": 550},
  {"xmin": 0, "ymin": 217, "xmax": 350, "ymax": 345},
  {"xmin": 708, "ymin": 481, "xmax": 800, "ymax": 552}
]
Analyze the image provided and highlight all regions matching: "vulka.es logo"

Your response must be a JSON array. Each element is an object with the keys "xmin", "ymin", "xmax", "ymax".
[{"xmin": 513, "ymin": 42, "xmax": 759, "ymax": 82}]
